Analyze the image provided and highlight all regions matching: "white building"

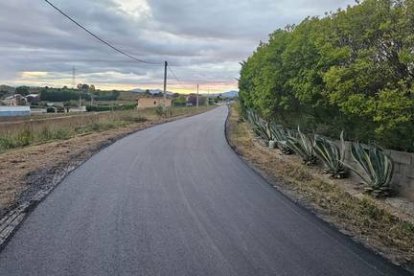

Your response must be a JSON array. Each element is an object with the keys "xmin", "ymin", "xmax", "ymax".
[{"xmin": 0, "ymin": 106, "xmax": 31, "ymax": 117}]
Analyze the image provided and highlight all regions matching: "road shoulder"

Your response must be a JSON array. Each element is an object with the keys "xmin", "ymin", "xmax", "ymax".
[{"xmin": 224, "ymin": 104, "xmax": 414, "ymax": 273}]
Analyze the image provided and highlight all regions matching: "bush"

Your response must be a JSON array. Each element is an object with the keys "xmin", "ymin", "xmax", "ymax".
[
  {"xmin": 46, "ymin": 107, "xmax": 56, "ymax": 113},
  {"xmin": 239, "ymin": 0, "xmax": 414, "ymax": 152},
  {"xmin": 269, "ymin": 123, "xmax": 293, "ymax": 154},
  {"xmin": 246, "ymin": 110, "xmax": 271, "ymax": 141},
  {"xmin": 86, "ymin": 104, "xmax": 136, "ymax": 112},
  {"xmin": 285, "ymin": 127, "xmax": 317, "ymax": 165},
  {"xmin": 155, "ymin": 105, "xmax": 166, "ymax": 117},
  {"xmin": 344, "ymin": 143, "xmax": 394, "ymax": 197},
  {"xmin": 0, "ymin": 136, "xmax": 16, "ymax": 152},
  {"xmin": 313, "ymin": 132, "xmax": 348, "ymax": 178},
  {"xmin": 16, "ymin": 128, "xmax": 33, "ymax": 146}
]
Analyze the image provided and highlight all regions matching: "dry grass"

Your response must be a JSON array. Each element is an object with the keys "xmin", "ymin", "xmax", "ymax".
[
  {"xmin": 227, "ymin": 103, "xmax": 414, "ymax": 268},
  {"xmin": 0, "ymin": 107, "xmax": 207, "ymax": 153}
]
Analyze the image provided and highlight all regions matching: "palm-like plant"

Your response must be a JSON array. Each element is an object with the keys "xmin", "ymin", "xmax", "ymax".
[
  {"xmin": 344, "ymin": 143, "xmax": 394, "ymax": 197},
  {"xmin": 269, "ymin": 122, "xmax": 293, "ymax": 154},
  {"xmin": 285, "ymin": 127, "xmax": 317, "ymax": 165},
  {"xmin": 313, "ymin": 132, "xmax": 347, "ymax": 178},
  {"xmin": 246, "ymin": 110, "xmax": 271, "ymax": 141}
]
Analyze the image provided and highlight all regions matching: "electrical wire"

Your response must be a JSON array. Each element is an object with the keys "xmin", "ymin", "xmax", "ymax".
[
  {"xmin": 43, "ymin": 0, "xmax": 161, "ymax": 66},
  {"xmin": 168, "ymin": 66, "xmax": 183, "ymax": 85}
]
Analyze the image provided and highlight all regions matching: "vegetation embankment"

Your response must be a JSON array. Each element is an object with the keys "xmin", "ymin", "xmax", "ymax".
[
  {"xmin": 239, "ymin": 0, "xmax": 414, "ymax": 152},
  {"xmin": 0, "ymin": 106, "xmax": 213, "ymax": 216},
  {"xmin": 0, "ymin": 106, "xmax": 203, "ymax": 153},
  {"xmin": 227, "ymin": 103, "xmax": 414, "ymax": 269}
]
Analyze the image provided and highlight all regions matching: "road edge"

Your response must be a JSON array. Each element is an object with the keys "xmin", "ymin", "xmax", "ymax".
[
  {"xmin": 0, "ymin": 107, "xmax": 216, "ymax": 252},
  {"xmin": 223, "ymin": 105, "xmax": 411, "ymax": 275}
]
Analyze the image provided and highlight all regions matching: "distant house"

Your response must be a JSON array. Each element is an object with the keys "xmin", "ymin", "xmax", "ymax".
[
  {"xmin": 0, "ymin": 106, "xmax": 30, "ymax": 117},
  {"xmin": 186, "ymin": 94, "xmax": 206, "ymax": 106},
  {"xmin": 137, "ymin": 97, "xmax": 172, "ymax": 110},
  {"xmin": 2, "ymin": 94, "xmax": 27, "ymax": 106},
  {"xmin": 26, "ymin": 94, "xmax": 40, "ymax": 104}
]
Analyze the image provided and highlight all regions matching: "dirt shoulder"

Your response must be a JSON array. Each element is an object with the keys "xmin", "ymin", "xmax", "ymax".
[
  {"xmin": 225, "ymin": 105, "xmax": 414, "ymax": 272},
  {"xmin": 0, "ymin": 107, "xmax": 213, "ymax": 217}
]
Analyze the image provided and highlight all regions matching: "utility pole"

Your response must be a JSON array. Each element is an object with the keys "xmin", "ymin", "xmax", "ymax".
[
  {"xmin": 163, "ymin": 61, "xmax": 168, "ymax": 108},
  {"xmin": 72, "ymin": 66, "xmax": 76, "ymax": 89},
  {"xmin": 207, "ymin": 87, "xmax": 210, "ymax": 106},
  {"xmin": 196, "ymin": 84, "xmax": 199, "ymax": 108}
]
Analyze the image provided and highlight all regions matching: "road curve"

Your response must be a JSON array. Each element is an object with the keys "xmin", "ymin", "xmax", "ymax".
[{"xmin": 0, "ymin": 106, "xmax": 408, "ymax": 275}]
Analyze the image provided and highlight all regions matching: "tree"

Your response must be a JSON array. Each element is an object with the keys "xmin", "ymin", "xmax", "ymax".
[
  {"xmin": 63, "ymin": 101, "xmax": 71, "ymax": 113},
  {"xmin": 15, "ymin": 86, "xmax": 30, "ymax": 96},
  {"xmin": 239, "ymin": 0, "xmax": 414, "ymax": 151}
]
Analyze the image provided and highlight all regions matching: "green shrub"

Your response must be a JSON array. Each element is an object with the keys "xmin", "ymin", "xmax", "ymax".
[
  {"xmin": 16, "ymin": 128, "xmax": 33, "ymax": 146},
  {"xmin": 40, "ymin": 126, "xmax": 53, "ymax": 141},
  {"xmin": 269, "ymin": 123, "xmax": 293, "ymax": 154},
  {"xmin": 86, "ymin": 104, "xmax": 136, "ymax": 112},
  {"xmin": 46, "ymin": 107, "xmax": 56, "ymax": 113},
  {"xmin": 246, "ymin": 110, "xmax": 271, "ymax": 141},
  {"xmin": 344, "ymin": 143, "xmax": 394, "ymax": 197},
  {"xmin": 0, "ymin": 136, "xmax": 16, "ymax": 151},
  {"xmin": 53, "ymin": 129, "xmax": 72, "ymax": 140},
  {"xmin": 285, "ymin": 127, "xmax": 317, "ymax": 165},
  {"xmin": 238, "ymin": 0, "xmax": 414, "ymax": 152},
  {"xmin": 155, "ymin": 105, "xmax": 167, "ymax": 117},
  {"xmin": 313, "ymin": 132, "xmax": 348, "ymax": 178}
]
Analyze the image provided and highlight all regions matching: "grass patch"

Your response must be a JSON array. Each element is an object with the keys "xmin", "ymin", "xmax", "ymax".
[{"xmin": 0, "ymin": 106, "xmax": 214, "ymax": 153}]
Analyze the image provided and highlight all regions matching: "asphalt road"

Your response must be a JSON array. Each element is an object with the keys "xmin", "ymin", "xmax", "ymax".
[{"xmin": 0, "ymin": 106, "xmax": 408, "ymax": 275}]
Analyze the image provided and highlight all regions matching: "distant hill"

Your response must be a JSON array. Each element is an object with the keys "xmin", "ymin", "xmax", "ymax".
[
  {"xmin": 221, "ymin": 90, "xmax": 239, "ymax": 98},
  {"xmin": 208, "ymin": 90, "xmax": 239, "ymax": 98},
  {"xmin": 130, "ymin": 88, "xmax": 174, "ymax": 96},
  {"xmin": 0, "ymin": 85, "xmax": 15, "ymax": 93}
]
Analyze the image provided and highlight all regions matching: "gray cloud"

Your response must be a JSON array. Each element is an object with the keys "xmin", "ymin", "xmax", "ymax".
[{"xmin": 0, "ymin": 0, "xmax": 354, "ymax": 91}]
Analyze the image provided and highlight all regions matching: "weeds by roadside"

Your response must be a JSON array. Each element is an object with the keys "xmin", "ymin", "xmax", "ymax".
[
  {"xmin": 0, "ymin": 106, "xmax": 208, "ymax": 153},
  {"xmin": 227, "ymin": 103, "xmax": 414, "ymax": 269}
]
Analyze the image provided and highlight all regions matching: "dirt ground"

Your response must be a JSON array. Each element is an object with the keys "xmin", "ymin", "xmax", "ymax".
[
  {"xmin": 226, "ymin": 105, "xmax": 414, "ymax": 270},
  {"xmin": 0, "ymin": 108, "xmax": 211, "ymax": 217}
]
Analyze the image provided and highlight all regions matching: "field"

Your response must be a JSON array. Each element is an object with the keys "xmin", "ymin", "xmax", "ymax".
[{"xmin": 0, "ymin": 107, "xmax": 200, "ymax": 153}]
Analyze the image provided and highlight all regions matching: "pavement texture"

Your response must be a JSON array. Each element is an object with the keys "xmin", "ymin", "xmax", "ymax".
[{"xmin": 0, "ymin": 106, "xmax": 409, "ymax": 275}]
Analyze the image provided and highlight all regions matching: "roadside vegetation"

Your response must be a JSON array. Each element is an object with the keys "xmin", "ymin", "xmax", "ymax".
[
  {"xmin": 227, "ymin": 103, "xmax": 414, "ymax": 268},
  {"xmin": 0, "ymin": 106, "xmax": 209, "ymax": 153},
  {"xmin": 246, "ymin": 108, "xmax": 395, "ymax": 197},
  {"xmin": 239, "ymin": 0, "xmax": 414, "ymax": 152}
]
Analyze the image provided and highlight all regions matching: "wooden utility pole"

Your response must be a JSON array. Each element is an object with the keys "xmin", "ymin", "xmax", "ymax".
[
  {"xmin": 163, "ymin": 61, "xmax": 168, "ymax": 107},
  {"xmin": 196, "ymin": 84, "xmax": 199, "ymax": 108}
]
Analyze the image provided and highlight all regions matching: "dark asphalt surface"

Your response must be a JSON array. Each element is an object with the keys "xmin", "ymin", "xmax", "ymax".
[{"xmin": 0, "ymin": 106, "xmax": 408, "ymax": 275}]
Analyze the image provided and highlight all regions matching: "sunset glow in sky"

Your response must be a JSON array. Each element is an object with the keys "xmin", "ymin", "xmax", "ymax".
[{"xmin": 0, "ymin": 0, "xmax": 354, "ymax": 93}]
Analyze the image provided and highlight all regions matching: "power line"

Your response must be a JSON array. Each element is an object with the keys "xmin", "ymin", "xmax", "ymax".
[
  {"xmin": 43, "ymin": 0, "xmax": 161, "ymax": 66},
  {"xmin": 168, "ymin": 66, "xmax": 184, "ymax": 85}
]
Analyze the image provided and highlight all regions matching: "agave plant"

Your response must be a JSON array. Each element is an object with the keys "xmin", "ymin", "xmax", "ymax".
[
  {"xmin": 246, "ymin": 110, "xmax": 272, "ymax": 141},
  {"xmin": 313, "ymin": 132, "xmax": 347, "ymax": 178},
  {"xmin": 285, "ymin": 127, "xmax": 317, "ymax": 165},
  {"xmin": 344, "ymin": 143, "xmax": 394, "ymax": 197},
  {"xmin": 269, "ymin": 122, "xmax": 293, "ymax": 154}
]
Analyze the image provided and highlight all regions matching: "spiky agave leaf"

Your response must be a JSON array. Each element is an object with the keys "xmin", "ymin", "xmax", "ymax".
[
  {"xmin": 269, "ymin": 122, "xmax": 294, "ymax": 154},
  {"xmin": 313, "ymin": 132, "xmax": 347, "ymax": 178},
  {"xmin": 343, "ymin": 143, "xmax": 394, "ymax": 197},
  {"xmin": 285, "ymin": 126, "xmax": 317, "ymax": 165},
  {"xmin": 246, "ymin": 110, "xmax": 271, "ymax": 141}
]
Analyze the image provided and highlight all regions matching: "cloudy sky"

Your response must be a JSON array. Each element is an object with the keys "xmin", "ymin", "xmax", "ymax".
[{"xmin": 0, "ymin": 0, "xmax": 354, "ymax": 93}]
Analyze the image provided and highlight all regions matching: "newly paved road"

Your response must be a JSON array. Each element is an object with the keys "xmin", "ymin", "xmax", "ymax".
[{"xmin": 0, "ymin": 106, "xmax": 408, "ymax": 275}]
